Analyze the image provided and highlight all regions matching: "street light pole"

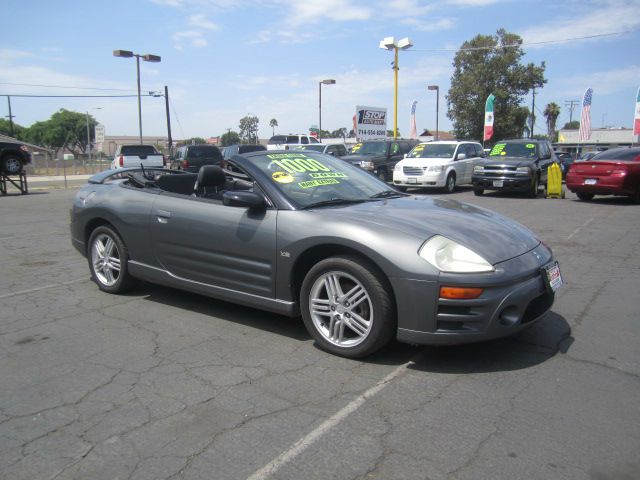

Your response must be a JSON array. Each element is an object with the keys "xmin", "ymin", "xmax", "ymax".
[
  {"xmin": 113, "ymin": 50, "xmax": 161, "ymax": 144},
  {"xmin": 428, "ymin": 85, "xmax": 439, "ymax": 141},
  {"xmin": 85, "ymin": 107, "xmax": 101, "ymax": 163},
  {"xmin": 318, "ymin": 79, "xmax": 336, "ymax": 141},
  {"xmin": 379, "ymin": 37, "xmax": 412, "ymax": 140}
]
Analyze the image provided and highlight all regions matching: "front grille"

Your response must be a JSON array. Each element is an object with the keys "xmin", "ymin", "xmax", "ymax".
[{"xmin": 403, "ymin": 166, "xmax": 423, "ymax": 176}]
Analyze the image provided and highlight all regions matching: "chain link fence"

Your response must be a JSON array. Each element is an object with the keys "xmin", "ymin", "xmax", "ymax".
[{"xmin": 26, "ymin": 153, "xmax": 112, "ymax": 176}]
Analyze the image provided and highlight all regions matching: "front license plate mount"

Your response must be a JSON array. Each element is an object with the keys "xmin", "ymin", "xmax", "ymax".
[
  {"xmin": 407, "ymin": 178, "xmax": 417, "ymax": 184},
  {"xmin": 493, "ymin": 180, "xmax": 503, "ymax": 187},
  {"xmin": 542, "ymin": 261, "xmax": 563, "ymax": 292}
]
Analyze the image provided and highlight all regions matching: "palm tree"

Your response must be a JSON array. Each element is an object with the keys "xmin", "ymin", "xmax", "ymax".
[
  {"xmin": 269, "ymin": 118, "xmax": 278, "ymax": 136},
  {"xmin": 544, "ymin": 102, "xmax": 561, "ymax": 140}
]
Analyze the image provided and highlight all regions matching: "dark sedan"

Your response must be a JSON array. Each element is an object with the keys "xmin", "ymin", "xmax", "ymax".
[
  {"xmin": 566, "ymin": 147, "xmax": 640, "ymax": 203},
  {"xmin": 70, "ymin": 151, "xmax": 562, "ymax": 358}
]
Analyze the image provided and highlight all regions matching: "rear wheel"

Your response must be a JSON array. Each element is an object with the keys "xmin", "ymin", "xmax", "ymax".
[
  {"xmin": 376, "ymin": 168, "xmax": 388, "ymax": 182},
  {"xmin": 444, "ymin": 172, "xmax": 456, "ymax": 193},
  {"xmin": 300, "ymin": 256, "xmax": 396, "ymax": 358},
  {"xmin": 396, "ymin": 186, "xmax": 408, "ymax": 192},
  {"xmin": 88, "ymin": 226, "xmax": 135, "ymax": 293},
  {"xmin": 576, "ymin": 192, "xmax": 594, "ymax": 201},
  {"xmin": 473, "ymin": 188, "xmax": 484, "ymax": 196}
]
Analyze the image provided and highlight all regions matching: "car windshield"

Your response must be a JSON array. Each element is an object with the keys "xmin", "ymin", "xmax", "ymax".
[
  {"xmin": 489, "ymin": 142, "xmax": 538, "ymax": 158},
  {"xmin": 268, "ymin": 136, "xmax": 287, "ymax": 145},
  {"xmin": 248, "ymin": 151, "xmax": 401, "ymax": 208},
  {"xmin": 120, "ymin": 145, "xmax": 158, "ymax": 155},
  {"xmin": 592, "ymin": 148, "xmax": 639, "ymax": 161},
  {"xmin": 356, "ymin": 142, "xmax": 388, "ymax": 155},
  {"xmin": 407, "ymin": 144, "xmax": 456, "ymax": 159},
  {"xmin": 187, "ymin": 146, "xmax": 219, "ymax": 158}
]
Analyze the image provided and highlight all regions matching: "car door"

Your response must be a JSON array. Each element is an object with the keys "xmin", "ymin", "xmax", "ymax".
[{"xmin": 150, "ymin": 192, "xmax": 277, "ymax": 298}]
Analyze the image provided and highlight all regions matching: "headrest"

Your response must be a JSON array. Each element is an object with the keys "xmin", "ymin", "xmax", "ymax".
[
  {"xmin": 157, "ymin": 173, "xmax": 197, "ymax": 195},
  {"xmin": 197, "ymin": 165, "xmax": 226, "ymax": 188}
]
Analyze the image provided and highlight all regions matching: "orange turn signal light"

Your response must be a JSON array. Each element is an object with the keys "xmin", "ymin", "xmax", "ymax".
[{"xmin": 439, "ymin": 286, "xmax": 484, "ymax": 300}]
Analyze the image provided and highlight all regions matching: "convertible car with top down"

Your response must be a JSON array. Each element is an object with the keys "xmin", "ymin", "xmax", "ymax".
[{"xmin": 70, "ymin": 150, "xmax": 562, "ymax": 358}]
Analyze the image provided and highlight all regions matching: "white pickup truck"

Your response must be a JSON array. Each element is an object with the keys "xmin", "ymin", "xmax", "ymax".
[{"xmin": 110, "ymin": 144, "xmax": 165, "ymax": 169}]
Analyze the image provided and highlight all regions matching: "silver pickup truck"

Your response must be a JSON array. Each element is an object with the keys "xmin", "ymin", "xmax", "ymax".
[{"xmin": 110, "ymin": 144, "xmax": 165, "ymax": 169}]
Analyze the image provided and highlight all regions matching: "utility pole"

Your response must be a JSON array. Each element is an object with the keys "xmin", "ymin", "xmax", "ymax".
[
  {"xmin": 564, "ymin": 100, "xmax": 579, "ymax": 124},
  {"xmin": 6, "ymin": 96, "xmax": 15, "ymax": 137},
  {"xmin": 164, "ymin": 85, "xmax": 172, "ymax": 153},
  {"xmin": 530, "ymin": 87, "xmax": 536, "ymax": 138}
]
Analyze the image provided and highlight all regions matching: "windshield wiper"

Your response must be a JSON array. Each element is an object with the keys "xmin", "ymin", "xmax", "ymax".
[
  {"xmin": 369, "ymin": 190, "xmax": 406, "ymax": 199},
  {"xmin": 302, "ymin": 198, "xmax": 368, "ymax": 209}
]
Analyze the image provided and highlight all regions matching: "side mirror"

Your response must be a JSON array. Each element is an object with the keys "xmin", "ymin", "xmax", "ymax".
[
  {"xmin": 223, "ymin": 190, "xmax": 266, "ymax": 210},
  {"xmin": 456, "ymin": 153, "xmax": 467, "ymax": 160},
  {"xmin": 403, "ymin": 153, "xmax": 408, "ymax": 158}
]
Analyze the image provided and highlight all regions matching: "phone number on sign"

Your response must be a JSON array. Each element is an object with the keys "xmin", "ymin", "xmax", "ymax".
[{"xmin": 358, "ymin": 129, "xmax": 386, "ymax": 136}]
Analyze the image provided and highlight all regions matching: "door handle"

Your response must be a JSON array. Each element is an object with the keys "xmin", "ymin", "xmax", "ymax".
[{"xmin": 156, "ymin": 209, "xmax": 171, "ymax": 224}]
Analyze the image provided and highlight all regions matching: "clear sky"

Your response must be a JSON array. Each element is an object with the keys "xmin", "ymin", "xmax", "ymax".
[{"xmin": 2, "ymin": 0, "xmax": 639, "ymax": 141}]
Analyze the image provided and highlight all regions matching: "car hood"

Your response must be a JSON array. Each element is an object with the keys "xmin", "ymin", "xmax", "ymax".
[
  {"xmin": 342, "ymin": 154, "xmax": 386, "ymax": 162},
  {"xmin": 484, "ymin": 157, "xmax": 536, "ymax": 168},
  {"xmin": 311, "ymin": 196, "xmax": 539, "ymax": 265}
]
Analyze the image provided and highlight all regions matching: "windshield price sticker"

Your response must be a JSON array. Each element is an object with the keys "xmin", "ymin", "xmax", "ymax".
[
  {"xmin": 351, "ymin": 143, "xmax": 362, "ymax": 152},
  {"xmin": 272, "ymin": 172, "xmax": 294, "ymax": 183},
  {"xmin": 269, "ymin": 157, "xmax": 331, "ymax": 174},
  {"xmin": 526, "ymin": 143, "xmax": 535, "ymax": 149},
  {"xmin": 490, "ymin": 143, "xmax": 506, "ymax": 156},
  {"xmin": 299, "ymin": 178, "xmax": 340, "ymax": 189},
  {"xmin": 309, "ymin": 172, "xmax": 347, "ymax": 179}
]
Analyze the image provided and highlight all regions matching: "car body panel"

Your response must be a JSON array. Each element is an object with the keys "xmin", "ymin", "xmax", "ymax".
[{"xmin": 566, "ymin": 148, "xmax": 640, "ymax": 198}]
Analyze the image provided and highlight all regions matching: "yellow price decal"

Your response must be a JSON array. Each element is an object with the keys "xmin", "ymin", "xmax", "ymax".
[
  {"xmin": 272, "ymin": 172, "xmax": 294, "ymax": 183},
  {"xmin": 271, "ymin": 157, "xmax": 331, "ymax": 174},
  {"xmin": 298, "ymin": 178, "xmax": 340, "ymax": 189}
]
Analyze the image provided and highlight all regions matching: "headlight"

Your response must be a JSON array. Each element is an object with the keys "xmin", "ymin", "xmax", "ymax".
[
  {"xmin": 426, "ymin": 165, "xmax": 444, "ymax": 172},
  {"xmin": 516, "ymin": 167, "xmax": 532, "ymax": 175},
  {"xmin": 360, "ymin": 161, "xmax": 374, "ymax": 170},
  {"xmin": 473, "ymin": 165, "xmax": 483, "ymax": 172},
  {"xmin": 419, "ymin": 235, "xmax": 495, "ymax": 273}
]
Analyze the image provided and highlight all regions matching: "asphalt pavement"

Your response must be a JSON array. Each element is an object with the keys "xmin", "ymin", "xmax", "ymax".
[{"xmin": 1, "ymin": 182, "xmax": 638, "ymax": 480}]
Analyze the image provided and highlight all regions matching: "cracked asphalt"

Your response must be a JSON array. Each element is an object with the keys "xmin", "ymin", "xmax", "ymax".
[{"xmin": 1, "ymin": 182, "xmax": 639, "ymax": 480}]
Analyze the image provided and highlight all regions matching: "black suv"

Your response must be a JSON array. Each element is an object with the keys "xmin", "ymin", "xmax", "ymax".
[
  {"xmin": 472, "ymin": 139, "xmax": 557, "ymax": 197},
  {"xmin": 171, "ymin": 145, "xmax": 223, "ymax": 173},
  {"xmin": 1, "ymin": 140, "xmax": 31, "ymax": 175},
  {"xmin": 341, "ymin": 139, "xmax": 417, "ymax": 181}
]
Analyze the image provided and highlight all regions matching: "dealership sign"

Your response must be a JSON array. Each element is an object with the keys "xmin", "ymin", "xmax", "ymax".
[{"xmin": 355, "ymin": 106, "xmax": 387, "ymax": 140}]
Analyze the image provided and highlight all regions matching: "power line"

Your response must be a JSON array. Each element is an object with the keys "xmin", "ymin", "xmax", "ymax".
[
  {"xmin": 0, "ymin": 94, "xmax": 158, "ymax": 98},
  {"xmin": 407, "ymin": 30, "xmax": 632, "ymax": 53},
  {"xmin": 0, "ymin": 82, "xmax": 137, "ymax": 92}
]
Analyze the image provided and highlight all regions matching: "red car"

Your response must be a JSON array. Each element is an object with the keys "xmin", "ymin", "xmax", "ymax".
[{"xmin": 566, "ymin": 147, "xmax": 640, "ymax": 203}]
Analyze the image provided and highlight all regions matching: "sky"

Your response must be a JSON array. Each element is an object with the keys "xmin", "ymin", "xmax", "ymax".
[{"xmin": 1, "ymin": 0, "xmax": 639, "ymax": 141}]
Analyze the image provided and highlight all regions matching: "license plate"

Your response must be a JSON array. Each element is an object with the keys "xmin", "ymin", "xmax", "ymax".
[
  {"xmin": 407, "ymin": 178, "xmax": 417, "ymax": 184},
  {"xmin": 493, "ymin": 180, "xmax": 503, "ymax": 187},
  {"xmin": 585, "ymin": 178, "xmax": 597, "ymax": 185},
  {"xmin": 543, "ymin": 261, "xmax": 563, "ymax": 292}
]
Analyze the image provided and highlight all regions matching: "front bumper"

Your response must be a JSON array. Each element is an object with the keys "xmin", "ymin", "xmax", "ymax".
[
  {"xmin": 393, "ymin": 172, "xmax": 446, "ymax": 188},
  {"xmin": 391, "ymin": 246, "xmax": 557, "ymax": 346},
  {"xmin": 472, "ymin": 175, "xmax": 533, "ymax": 192}
]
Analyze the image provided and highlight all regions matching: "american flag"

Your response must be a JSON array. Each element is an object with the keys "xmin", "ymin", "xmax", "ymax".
[
  {"xmin": 578, "ymin": 87, "xmax": 593, "ymax": 142},
  {"xmin": 409, "ymin": 100, "xmax": 418, "ymax": 139}
]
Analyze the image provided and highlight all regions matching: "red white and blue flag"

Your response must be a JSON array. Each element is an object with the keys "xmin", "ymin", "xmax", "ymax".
[
  {"xmin": 578, "ymin": 87, "xmax": 593, "ymax": 142},
  {"xmin": 409, "ymin": 100, "xmax": 418, "ymax": 139},
  {"xmin": 633, "ymin": 87, "xmax": 640, "ymax": 136}
]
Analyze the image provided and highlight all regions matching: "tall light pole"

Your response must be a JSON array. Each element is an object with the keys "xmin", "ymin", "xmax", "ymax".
[
  {"xmin": 318, "ymin": 79, "xmax": 336, "ymax": 141},
  {"xmin": 379, "ymin": 37, "xmax": 413, "ymax": 139},
  {"xmin": 428, "ymin": 85, "xmax": 439, "ymax": 141},
  {"xmin": 113, "ymin": 50, "xmax": 161, "ymax": 144}
]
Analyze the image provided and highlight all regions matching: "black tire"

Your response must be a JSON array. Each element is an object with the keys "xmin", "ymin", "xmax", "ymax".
[
  {"xmin": 631, "ymin": 188, "xmax": 640, "ymax": 205},
  {"xmin": 376, "ymin": 168, "xmax": 388, "ymax": 182},
  {"xmin": 396, "ymin": 186, "xmax": 408, "ymax": 192},
  {"xmin": 529, "ymin": 176, "xmax": 539, "ymax": 198},
  {"xmin": 300, "ymin": 255, "xmax": 396, "ymax": 358},
  {"xmin": 444, "ymin": 172, "xmax": 456, "ymax": 193},
  {"xmin": 87, "ymin": 225, "xmax": 135, "ymax": 294},
  {"xmin": 473, "ymin": 188, "xmax": 484, "ymax": 196},
  {"xmin": 576, "ymin": 192, "xmax": 594, "ymax": 201},
  {"xmin": 1, "ymin": 155, "xmax": 24, "ymax": 175}
]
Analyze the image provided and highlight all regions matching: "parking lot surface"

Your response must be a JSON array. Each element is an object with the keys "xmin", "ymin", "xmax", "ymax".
[{"xmin": 1, "ymin": 184, "xmax": 639, "ymax": 480}]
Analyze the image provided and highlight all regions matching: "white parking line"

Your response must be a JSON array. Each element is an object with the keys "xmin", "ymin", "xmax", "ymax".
[
  {"xmin": 246, "ymin": 354, "xmax": 418, "ymax": 480},
  {"xmin": 566, "ymin": 217, "xmax": 594, "ymax": 240},
  {"xmin": 0, "ymin": 278, "xmax": 87, "ymax": 300}
]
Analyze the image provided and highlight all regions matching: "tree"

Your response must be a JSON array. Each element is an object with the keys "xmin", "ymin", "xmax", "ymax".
[
  {"xmin": 0, "ymin": 119, "xmax": 26, "ymax": 140},
  {"xmin": 183, "ymin": 137, "xmax": 206, "ymax": 145},
  {"xmin": 330, "ymin": 128, "xmax": 348, "ymax": 139},
  {"xmin": 220, "ymin": 131, "xmax": 240, "ymax": 146},
  {"xmin": 544, "ymin": 102, "xmax": 561, "ymax": 141},
  {"xmin": 269, "ymin": 118, "xmax": 278, "ymax": 136},
  {"xmin": 239, "ymin": 115, "xmax": 259, "ymax": 144},
  {"xmin": 387, "ymin": 129, "xmax": 401, "ymax": 137},
  {"xmin": 447, "ymin": 29, "xmax": 546, "ymax": 141},
  {"xmin": 563, "ymin": 120, "xmax": 580, "ymax": 130}
]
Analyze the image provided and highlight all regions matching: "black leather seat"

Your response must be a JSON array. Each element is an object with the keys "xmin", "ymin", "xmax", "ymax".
[
  {"xmin": 195, "ymin": 165, "xmax": 227, "ymax": 198},
  {"xmin": 157, "ymin": 173, "xmax": 198, "ymax": 195}
]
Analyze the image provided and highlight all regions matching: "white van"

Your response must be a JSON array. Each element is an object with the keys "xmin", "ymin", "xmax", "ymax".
[
  {"xmin": 392, "ymin": 141, "xmax": 484, "ymax": 193},
  {"xmin": 267, "ymin": 134, "xmax": 320, "ymax": 150}
]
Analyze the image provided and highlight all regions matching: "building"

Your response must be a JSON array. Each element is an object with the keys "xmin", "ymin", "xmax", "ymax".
[
  {"xmin": 556, "ymin": 127, "xmax": 636, "ymax": 155},
  {"xmin": 98, "ymin": 135, "xmax": 170, "ymax": 156}
]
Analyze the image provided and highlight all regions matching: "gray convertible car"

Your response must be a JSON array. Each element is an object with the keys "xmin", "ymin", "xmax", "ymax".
[{"xmin": 71, "ymin": 151, "xmax": 562, "ymax": 358}]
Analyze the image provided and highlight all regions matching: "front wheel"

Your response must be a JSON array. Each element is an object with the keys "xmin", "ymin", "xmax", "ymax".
[
  {"xmin": 376, "ymin": 169, "xmax": 388, "ymax": 182},
  {"xmin": 529, "ymin": 176, "xmax": 540, "ymax": 198},
  {"xmin": 444, "ymin": 173, "xmax": 456, "ymax": 193},
  {"xmin": 1, "ymin": 155, "xmax": 24, "ymax": 175},
  {"xmin": 300, "ymin": 256, "xmax": 396, "ymax": 358},
  {"xmin": 88, "ymin": 225, "xmax": 135, "ymax": 293},
  {"xmin": 473, "ymin": 188, "xmax": 484, "ymax": 196}
]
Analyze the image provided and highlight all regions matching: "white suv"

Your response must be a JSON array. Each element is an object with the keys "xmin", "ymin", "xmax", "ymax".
[
  {"xmin": 393, "ymin": 141, "xmax": 484, "ymax": 193},
  {"xmin": 267, "ymin": 134, "xmax": 320, "ymax": 150}
]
